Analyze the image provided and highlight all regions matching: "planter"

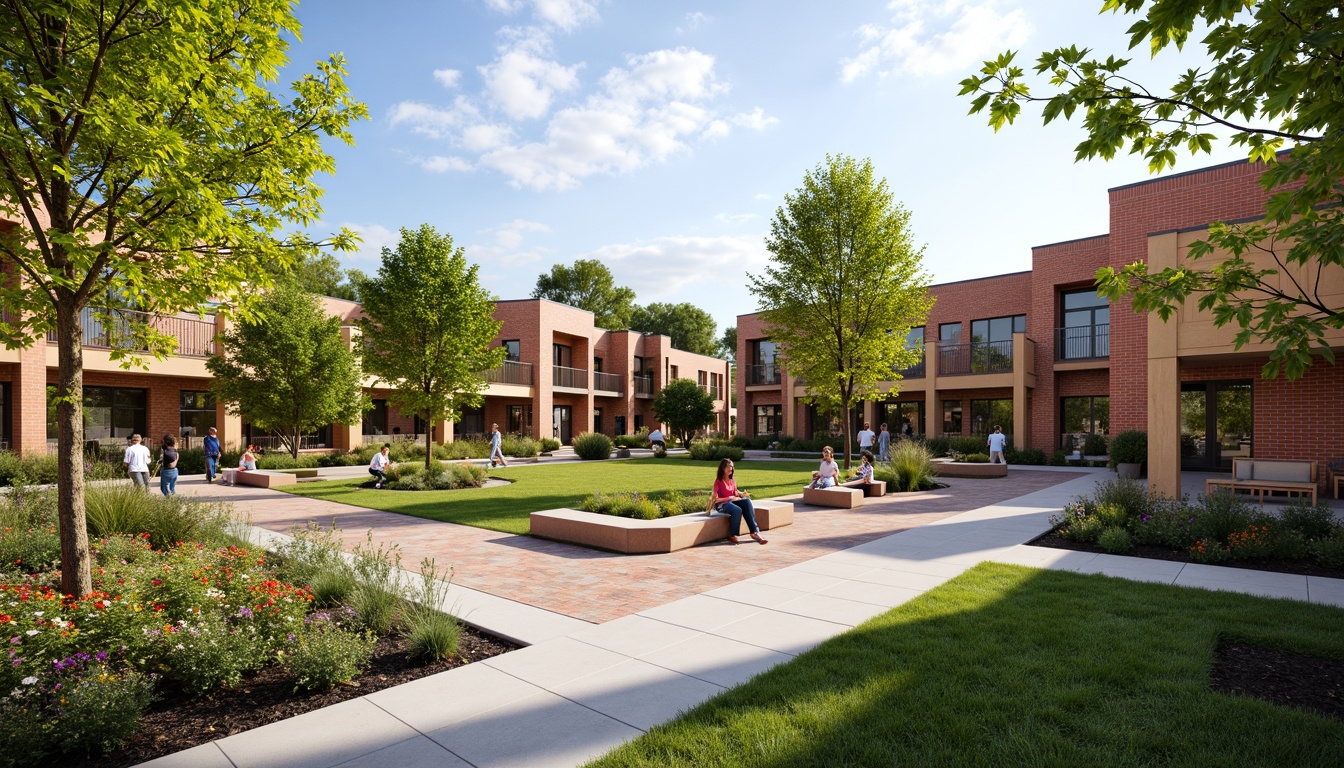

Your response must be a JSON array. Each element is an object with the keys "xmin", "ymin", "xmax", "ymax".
[
  {"xmin": 615, "ymin": 447, "xmax": 631, "ymax": 459},
  {"xmin": 1116, "ymin": 462, "xmax": 1143, "ymax": 480},
  {"xmin": 933, "ymin": 461, "xmax": 1008, "ymax": 478},
  {"xmin": 530, "ymin": 501, "xmax": 793, "ymax": 554}
]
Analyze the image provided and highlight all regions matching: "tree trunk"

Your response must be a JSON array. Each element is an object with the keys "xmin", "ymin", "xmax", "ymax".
[
  {"xmin": 55, "ymin": 299, "xmax": 92, "ymax": 597},
  {"xmin": 291, "ymin": 426, "xmax": 300, "ymax": 460},
  {"xmin": 424, "ymin": 422, "xmax": 432, "ymax": 471},
  {"xmin": 841, "ymin": 403, "xmax": 852, "ymax": 470}
]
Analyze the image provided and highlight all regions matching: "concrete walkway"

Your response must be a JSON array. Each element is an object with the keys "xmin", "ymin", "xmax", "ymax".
[{"xmin": 142, "ymin": 469, "xmax": 1344, "ymax": 768}]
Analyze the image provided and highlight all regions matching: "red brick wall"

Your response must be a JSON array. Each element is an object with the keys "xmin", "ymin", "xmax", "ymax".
[
  {"xmin": 48, "ymin": 369, "xmax": 214, "ymax": 445},
  {"xmin": 922, "ymin": 272, "xmax": 1032, "ymax": 339}
]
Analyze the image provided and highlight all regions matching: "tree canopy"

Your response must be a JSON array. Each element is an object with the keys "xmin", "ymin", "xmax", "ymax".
[
  {"xmin": 719, "ymin": 326, "xmax": 737, "ymax": 363},
  {"xmin": 0, "ymin": 1, "xmax": 364, "ymax": 595},
  {"xmin": 531, "ymin": 259, "xmax": 637, "ymax": 329},
  {"xmin": 630, "ymin": 302, "xmax": 719, "ymax": 356},
  {"xmin": 750, "ymin": 154, "xmax": 933, "ymax": 468},
  {"xmin": 652, "ymin": 378, "xmax": 718, "ymax": 449},
  {"xmin": 268, "ymin": 253, "xmax": 365, "ymax": 301},
  {"xmin": 208, "ymin": 284, "xmax": 365, "ymax": 459},
  {"xmin": 359, "ymin": 225, "xmax": 505, "ymax": 469},
  {"xmin": 960, "ymin": 0, "xmax": 1343, "ymax": 379}
]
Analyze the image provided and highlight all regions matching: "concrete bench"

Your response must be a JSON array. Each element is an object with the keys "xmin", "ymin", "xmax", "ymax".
[
  {"xmin": 234, "ymin": 469, "xmax": 297, "ymax": 489},
  {"xmin": 1206, "ymin": 459, "xmax": 1317, "ymax": 505},
  {"xmin": 802, "ymin": 486, "xmax": 864, "ymax": 508},
  {"xmin": 840, "ymin": 478, "xmax": 887, "ymax": 497},
  {"xmin": 530, "ymin": 499, "xmax": 793, "ymax": 554},
  {"xmin": 933, "ymin": 461, "xmax": 1008, "ymax": 478}
]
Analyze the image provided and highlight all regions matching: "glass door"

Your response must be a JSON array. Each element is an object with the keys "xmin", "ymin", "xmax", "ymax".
[
  {"xmin": 1181, "ymin": 380, "xmax": 1252, "ymax": 471},
  {"xmin": 552, "ymin": 406, "xmax": 572, "ymax": 445}
]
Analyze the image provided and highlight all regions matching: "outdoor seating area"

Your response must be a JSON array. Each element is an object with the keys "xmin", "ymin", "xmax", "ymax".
[
  {"xmin": 233, "ymin": 468, "xmax": 299, "ymax": 489},
  {"xmin": 802, "ymin": 485, "xmax": 864, "ymax": 508},
  {"xmin": 1205, "ymin": 458, "xmax": 1318, "ymax": 505},
  {"xmin": 529, "ymin": 499, "xmax": 794, "ymax": 554},
  {"xmin": 840, "ymin": 478, "xmax": 887, "ymax": 497}
]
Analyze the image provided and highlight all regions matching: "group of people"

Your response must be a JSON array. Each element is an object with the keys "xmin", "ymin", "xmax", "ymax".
[{"xmin": 123, "ymin": 425, "xmax": 260, "ymax": 494}]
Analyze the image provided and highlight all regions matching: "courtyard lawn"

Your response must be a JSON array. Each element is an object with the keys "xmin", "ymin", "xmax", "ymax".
[
  {"xmin": 588, "ymin": 563, "xmax": 1344, "ymax": 768},
  {"xmin": 284, "ymin": 456, "xmax": 817, "ymax": 535}
]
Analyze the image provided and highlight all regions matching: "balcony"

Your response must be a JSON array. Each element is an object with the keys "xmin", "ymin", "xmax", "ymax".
[
  {"xmin": 593, "ymin": 371, "xmax": 624, "ymax": 394},
  {"xmin": 1056, "ymin": 324, "xmax": 1109, "ymax": 361},
  {"xmin": 553, "ymin": 365, "xmax": 588, "ymax": 389},
  {"xmin": 44, "ymin": 307, "xmax": 216, "ymax": 357},
  {"xmin": 485, "ymin": 359, "xmax": 533, "ymax": 386},
  {"xmin": 634, "ymin": 375, "xmax": 654, "ymax": 397},
  {"xmin": 938, "ymin": 340, "xmax": 1014, "ymax": 375},
  {"xmin": 894, "ymin": 351, "xmax": 926, "ymax": 379},
  {"xmin": 745, "ymin": 363, "xmax": 782, "ymax": 386}
]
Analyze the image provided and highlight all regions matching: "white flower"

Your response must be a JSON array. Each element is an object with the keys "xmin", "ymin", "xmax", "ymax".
[
  {"xmin": 20, "ymin": 677, "xmax": 36, "ymax": 686},
  {"xmin": 24, "ymin": 630, "xmax": 37, "ymax": 636},
  {"xmin": 31, "ymin": 612, "xmax": 42, "ymax": 617}
]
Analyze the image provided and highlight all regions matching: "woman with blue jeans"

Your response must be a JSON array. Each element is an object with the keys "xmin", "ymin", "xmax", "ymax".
[
  {"xmin": 158, "ymin": 435, "xmax": 179, "ymax": 496},
  {"xmin": 712, "ymin": 458, "xmax": 767, "ymax": 545}
]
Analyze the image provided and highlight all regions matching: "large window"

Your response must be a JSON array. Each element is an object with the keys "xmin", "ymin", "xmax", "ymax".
[
  {"xmin": 881, "ymin": 401, "xmax": 924, "ymax": 437},
  {"xmin": 458, "ymin": 406, "xmax": 485, "ymax": 436},
  {"xmin": 50, "ymin": 385, "xmax": 147, "ymax": 441},
  {"xmin": 971, "ymin": 314, "xmax": 1025, "ymax": 343},
  {"xmin": 507, "ymin": 404, "xmax": 533, "ymax": 435},
  {"xmin": 180, "ymin": 391, "xmax": 216, "ymax": 438},
  {"xmin": 1061, "ymin": 396, "xmax": 1109, "ymax": 449},
  {"xmin": 363, "ymin": 399, "xmax": 389, "ymax": 436},
  {"xmin": 970, "ymin": 399, "xmax": 1013, "ymax": 438},
  {"xmin": 502, "ymin": 340, "xmax": 520, "ymax": 361},
  {"xmin": 552, "ymin": 344, "xmax": 572, "ymax": 368},
  {"xmin": 748, "ymin": 340, "xmax": 781, "ymax": 386},
  {"xmin": 942, "ymin": 399, "xmax": 962, "ymax": 435},
  {"xmin": 752, "ymin": 340, "xmax": 777, "ymax": 366},
  {"xmin": 939, "ymin": 323, "xmax": 962, "ymax": 343},
  {"xmin": 1060, "ymin": 289, "xmax": 1110, "ymax": 359},
  {"xmin": 755, "ymin": 405, "xmax": 782, "ymax": 437}
]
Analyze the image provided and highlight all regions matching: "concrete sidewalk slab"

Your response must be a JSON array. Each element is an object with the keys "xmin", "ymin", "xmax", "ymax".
[
  {"xmin": 566, "ymin": 614, "xmax": 704, "ymax": 658},
  {"xmin": 638, "ymin": 633, "xmax": 793, "ymax": 689},
  {"xmin": 774, "ymin": 593, "xmax": 890, "ymax": 626},
  {"xmin": 550, "ymin": 658, "xmax": 724, "ymax": 731},
  {"xmin": 332, "ymin": 737, "xmax": 471, "ymax": 768},
  {"xmin": 364, "ymin": 662, "xmax": 544, "ymax": 734},
  {"xmin": 215, "ymin": 698, "xmax": 420, "ymax": 768},
  {"xmin": 712, "ymin": 609, "xmax": 848, "ymax": 656}
]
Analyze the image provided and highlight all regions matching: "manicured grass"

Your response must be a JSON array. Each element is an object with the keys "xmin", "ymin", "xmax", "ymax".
[
  {"xmin": 284, "ymin": 457, "xmax": 817, "ymax": 535},
  {"xmin": 587, "ymin": 563, "xmax": 1344, "ymax": 767}
]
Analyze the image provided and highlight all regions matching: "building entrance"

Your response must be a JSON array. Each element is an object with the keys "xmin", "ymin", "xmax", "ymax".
[{"xmin": 1180, "ymin": 380, "xmax": 1252, "ymax": 472}]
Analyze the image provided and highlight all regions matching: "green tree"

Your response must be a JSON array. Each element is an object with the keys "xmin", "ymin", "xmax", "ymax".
[
  {"xmin": 960, "ymin": 0, "xmax": 1342, "ymax": 380},
  {"xmin": 630, "ymin": 302, "xmax": 719, "ymax": 356},
  {"xmin": 749, "ymin": 155, "xmax": 933, "ymax": 468},
  {"xmin": 532, "ymin": 259, "xmax": 637, "ymax": 329},
  {"xmin": 652, "ymin": 378, "xmax": 718, "ymax": 449},
  {"xmin": 268, "ymin": 253, "xmax": 363, "ymax": 301},
  {"xmin": 359, "ymin": 225, "xmax": 506, "ymax": 470},
  {"xmin": 0, "ymin": 2, "xmax": 364, "ymax": 596},
  {"xmin": 207, "ymin": 284, "xmax": 366, "ymax": 460},
  {"xmin": 719, "ymin": 326, "xmax": 737, "ymax": 363}
]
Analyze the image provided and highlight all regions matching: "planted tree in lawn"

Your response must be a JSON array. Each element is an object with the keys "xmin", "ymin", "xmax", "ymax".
[
  {"xmin": 960, "ymin": 0, "xmax": 1343, "ymax": 379},
  {"xmin": 359, "ymin": 225, "xmax": 506, "ymax": 471},
  {"xmin": 208, "ymin": 283, "xmax": 366, "ymax": 460},
  {"xmin": 749, "ymin": 154, "xmax": 933, "ymax": 469},
  {"xmin": 652, "ymin": 378, "xmax": 718, "ymax": 449},
  {"xmin": 531, "ymin": 259, "xmax": 637, "ymax": 330},
  {"xmin": 0, "ymin": 2, "xmax": 364, "ymax": 596},
  {"xmin": 629, "ymin": 302, "xmax": 719, "ymax": 356}
]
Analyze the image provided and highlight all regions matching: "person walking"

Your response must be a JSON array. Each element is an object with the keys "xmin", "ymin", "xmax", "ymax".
[
  {"xmin": 158, "ymin": 435, "xmax": 180, "ymax": 496},
  {"xmin": 123, "ymin": 434, "xmax": 152, "ymax": 489},
  {"xmin": 203, "ymin": 427, "xmax": 221, "ymax": 483},
  {"xmin": 712, "ymin": 458, "xmax": 767, "ymax": 545},
  {"xmin": 877, "ymin": 423, "xmax": 891, "ymax": 462},
  {"xmin": 489, "ymin": 423, "xmax": 508, "ymax": 468},
  {"xmin": 857, "ymin": 422, "xmax": 876, "ymax": 455},
  {"xmin": 988, "ymin": 425, "xmax": 1008, "ymax": 465},
  {"xmin": 369, "ymin": 443, "xmax": 391, "ymax": 488}
]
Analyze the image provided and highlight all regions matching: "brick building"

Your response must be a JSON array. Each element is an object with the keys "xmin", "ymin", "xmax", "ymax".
[{"xmin": 738, "ymin": 157, "xmax": 1344, "ymax": 497}]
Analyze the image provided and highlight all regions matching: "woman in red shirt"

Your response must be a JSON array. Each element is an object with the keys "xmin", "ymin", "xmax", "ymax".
[{"xmin": 712, "ymin": 458, "xmax": 767, "ymax": 545}]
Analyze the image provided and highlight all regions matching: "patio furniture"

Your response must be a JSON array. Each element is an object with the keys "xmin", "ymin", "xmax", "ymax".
[
  {"xmin": 802, "ymin": 486, "xmax": 864, "ymax": 508},
  {"xmin": 1329, "ymin": 458, "xmax": 1344, "ymax": 500},
  {"xmin": 840, "ymin": 478, "xmax": 887, "ymax": 497},
  {"xmin": 1205, "ymin": 458, "xmax": 1317, "ymax": 505}
]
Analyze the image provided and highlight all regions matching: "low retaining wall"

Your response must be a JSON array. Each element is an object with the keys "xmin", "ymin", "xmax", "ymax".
[
  {"xmin": 934, "ymin": 462, "xmax": 1008, "ymax": 478},
  {"xmin": 530, "ymin": 499, "xmax": 794, "ymax": 554}
]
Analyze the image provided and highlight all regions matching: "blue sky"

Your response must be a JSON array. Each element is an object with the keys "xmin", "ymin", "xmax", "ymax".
[{"xmin": 290, "ymin": 0, "xmax": 1246, "ymax": 337}]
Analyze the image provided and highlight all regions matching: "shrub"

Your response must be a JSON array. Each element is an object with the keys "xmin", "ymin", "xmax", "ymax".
[
  {"xmin": 0, "ymin": 660, "xmax": 155, "ymax": 766},
  {"xmin": 961, "ymin": 453, "xmax": 990, "ymax": 463},
  {"xmin": 1081, "ymin": 433, "xmax": 1109, "ymax": 456},
  {"xmin": 730, "ymin": 435, "xmax": 752, "ymax": 448},
  {"xmin": 83, "ymin": 483, "xmax": 152, "ymax": 538},
  {"xmin": 687, "ymin": 441, "xmax": 743, "ymax": 462},
  {"xmin": 143, "ymin": 496, "xmax": 231, "ymax": 550},
  {"xmin": 502, "ymin": 434, "xmax": 540, "ymax": 457},
  {"xmin": 255, "ymin": 453, "xmax": 321, "ymax": 470},
  {"xmin": 403, "ymin": 559, "xmax": 462, "ymax": 663},
  {"xmin": 1003, "ymin": 446, "xmax": 1046, "ymax": 465},
  {"xmin": 449, "ymin": 462, "xmax": 486, "ymax": 488},
  {"xmin": 164, "ymin": 615, "xmax": 267, "ymax": 695},
  {"xmin": 949, "ymin": 437, "xmax": 983, "ymax": 456},
  {"xmin": 1194, "ymin": 490, "xmax": 1259, "ymax": 544},
  {"xmin": 1092, "ymin": 478, "xmax": 1151, "ymax": 523},
  {"xmin": 0, "ymin": 452, "xmax": 59, "ymax": 486},
  {"xmin": 540, "ymin": 437, "xmax": 561, "ymax": 452},
  {"xmin": 1271, "ymin": 528, "xmax": 1310, "ymax": 561},
  {"xmin": 349, "ymin": 533, "xmax": 405, "ymax": 635},
  {"xmin": 317, "ymin": 451, "xmax": 364, "ymax": 467},
  {"xmin": 875, "ymin": 440, "xmax": 939, "ymax": 493},
  {"xmin": 284, "ymin": 618, "xmax": 375, "ymax": 691},
  {"xmin": 0, "ymin": 524, "xmax": 61, "ymax": 576},
  {"xmin": 1108, "ymin": 429, "xmax": 1147, "ymax": 468},
  {"xmin": 1189, "ymin": 538, "xmax": 1233, "ymax": 563},
  {"xmin": 573, "ymin": 432, "xmax": 614, "ymax": 460},
  {"xmin": 1279, "ymin": 500, "xmax": 1337, "ymax": 541},
  {"xmin": 1064, "ymin": 515, "xmax": 1106, "ymax": 543},
  {"xmin": 1098, "ymin": 526, "xmax": 1132, "ymax": 554},
  {"xmin": 310, "ymin": 568, "xmax": 357, "ymax": 607},
  {"xmin": 1131, "ymin": 497, "xmax": 1199, "ymax": 548},
  {"xmin": 1049, "ymin": 450, "xmax": 1069, "ymax": 466},
  {"xmin": 613, "ymin": 430, "xmax": 649, "ymax": 448},
  {"xmin": 1310, "ymin": 530, "xmax": 1344, "ymax": 569},
  {"xmin": 923, "ymin": 437, "xmax": 951, "ymax": 457}
]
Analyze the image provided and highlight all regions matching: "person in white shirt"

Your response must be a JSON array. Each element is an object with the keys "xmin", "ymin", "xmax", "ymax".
[
  {"xmin": 857, "ymin": 422, "xmax": 876, "ymax": 454},
  {"xmin": 987, "ymin": 426, "xmax": 1008, "ymax": 465},
  {"xmin": 806, "ymin": 446, "xmax": 840, "ymax": 489},
  {"xmin": 369, "ymin": 443, "xmax": 391, "ymax": 488},
  {"xmin": 123, "ymin": 434, "xmax": 152, "ymax": 489},
  {"xmin": 647, "ymin": 428, "xmax": 665, "ymax": 451}
]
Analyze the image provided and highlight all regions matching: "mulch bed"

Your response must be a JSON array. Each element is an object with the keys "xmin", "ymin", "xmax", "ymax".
[
  {"xmin": 1210, "ymin": 639, "xmax": 1344, "ymax": 722},
  {"xmin": 61, "ymin": 626, "xmax": 517, "ymax": 768},
  {"xmin": 1028, "ymin": 529, "xmax": 1344, "ymax": 580}
]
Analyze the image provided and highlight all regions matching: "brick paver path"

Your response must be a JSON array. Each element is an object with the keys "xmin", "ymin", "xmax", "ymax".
[{"xmin": 183, "ymin": 471, "xmax": 1083, "ymax": 624}]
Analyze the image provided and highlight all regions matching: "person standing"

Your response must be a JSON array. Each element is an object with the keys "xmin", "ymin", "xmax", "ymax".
[
  {"xmin": 712, "ymin": 458, "xmax": 767, "ymax": 545},
  {"xmin": 123, "ymin": 434, "xmax": 152, "ymax": 489},
  {"xmin": 158, "ymin": 435, "xmax": 180, "ymax": 496},
  {"xmin": 203, "ymin": 426, "xmax": 221, "ymax": 483},
  {"xmin": 857, "ymin": 422, "xmax": 876, "ymax": 455},
  {"xmin": 877, "ymin": 423, "xmax": 891, "ymax": 462},
  {"xmin": 369, "ymin": 443, "xmax": 391, "ymax": 488},
  {"xmin": 987, "ymin": 425, "xmax": 1008, "ymax": 465},
  {"xmin": 489, "ymin": 423, "xmax": 507, "ymax": 468}
]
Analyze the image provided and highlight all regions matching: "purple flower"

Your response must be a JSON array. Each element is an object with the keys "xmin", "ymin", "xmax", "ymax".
[
  {"xmin": 8, "ymin": 637, "xmax": 18, "ymax": 645},
  {"xmin": 94, "ymin": 651, "xmax": 108, "ymax": 662},
  {"xmin": 237, "ymin": 607, "xmax": 254, "ymax": 619}
]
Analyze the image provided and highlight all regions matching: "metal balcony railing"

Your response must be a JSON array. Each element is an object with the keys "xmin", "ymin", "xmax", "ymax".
[
  {"xmin": 634, "ymin": 375, "xmax": 654, "ymax": 396},
  {"xmin": 593, "ymin": 371, "xmax": 624, "ymax": 393},
  {"xmin": 485, "ymin": 359, "xmax": 534, "ymax": 386},
  {"xmin": 894, "ymin": 351, "xmax": 926, "ymax": 379},
  {"xmin": 44, "ymin": 307, "xmax": 216, "ymax": 357},
  {"xmin": 1056, "ymin": 324, "xmax": 1109, "ymax": 361},
  {"xmin": 746, "ymin": 363, "xmax": 782, "ymax": 386},
  {"xmin": 552, "ymin": 365, "xmax": 588, "ymax": 389},
  {"xmin": 938, "ymin": 340, "xmax": 1014, "ymax": 375}
]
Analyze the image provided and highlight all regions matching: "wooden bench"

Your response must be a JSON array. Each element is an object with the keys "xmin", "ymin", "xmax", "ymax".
[
  {"xmin": 802, "ymin": 486, "xmax": 864, "ymax": 508},
  {"xmin": 234, "ymin": 469, "xmax": 298, "ymax": 489},
  {"xmin": 840, "ymin": 478, "xmax": 887, "ymax": 497},
  {"xmin": 530, "ymin": 499, "xmax": 794, "ymax": 554},
  {"xmin": 1206, "ymin": 459, "xmax": 1317, "ymax": 505}
]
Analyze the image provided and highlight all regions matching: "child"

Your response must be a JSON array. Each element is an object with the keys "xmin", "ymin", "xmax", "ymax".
[
  {"xmin": 853, "ymin": 451, "xmax": 875, "ymax": 485},
  {"xmin": 806, "ymin": 445, "xmax": 840, "ymax": 489}
]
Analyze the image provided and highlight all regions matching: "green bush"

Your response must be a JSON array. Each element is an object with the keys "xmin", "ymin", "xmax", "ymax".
[
  {"xmin": 729, "ymin": 435, "xmax": 752, "ymax": 448},
  {"xmin": 317, "ymin": 451, "xmax": 365, "ymax": 467},
  {"xmin": 872, "ymin": 440, "xmax": 939, "ymax": 493},
  {"xmin": 1279, "ymin": 500, "xmax": 1337, "ymax": 541},
  {"xmin": 1049, "ymin": 450, "xmax": 1069, "ymax": 466},
  {"xmin": 961, "ymin": 453, "xmax": 990, "ymax": 463},
  {"xmin": 1108, "ymin": 429, "xmax": 1147, "ymax": 468},
  {"xmin": 540, "ymin": 437, "xmax": 561, "ymax": 452},
  {"xmin": 583, "ymin": 491, "xmax": 698, "ymax": 520},
  {"xmin": 949, "ymin": 437, "xmax": 983, "ymax": 456},
  {"xmin": 1082, "ymin": 433, "xmax": 1109, "ymax": 456},
  {"xmin": 402, "ymin": 559, "xmax": 461, "ymax": 662},
  {"xmin": 255, "ymin": 452, "xmax": 321, "ymax": 469},
  {"xmin": 284, "ymin": 619, "xmax": 375, "ymax": 691},
  {"xmin": 613, "ymin": 429, "xmax": 649, "ymax": 448},
  {"xmin": 349, "ymin": 534, "xmax": 405, "ymax": 636},
  {"xmin": 165, "ymin": 616, "xmax": 267, "ymax": 695},
  {"xmin": 923, "ymin": 437, "xmax": 951, "ymax": 457},
  {"xmin": 1002, "ymin": 446, "xmax": 1046, "ymax": 465},
  {"xmin": 0, "ymin": 525, "xmax": 61, "ymax": 576},
  {"xmin": 1092, "ymin": 478, "xmax": 1151, "ymax": 523},
  {"xmin": 0, "ymin": 452, "xmax": 59, "ymax": 486},
  {"xmin": 1310, "ymin": 530, "xmax": 1344, "ymax": 569},
  {"xmin": 0, "ymin": 661, "xmax": 154, "ymax": 766},
  {"xmin": 1194, "ymin": 490, "xmax": 1259, "ymax": 544},
  {"xmin": 310, "ymin": 568, "xmax": 357, "ymax": 607},
  {"xmin": 687, "ymin": 441, "xmax": 743, "ymax": 462},
  {"xmin": 1271, "ymin": 528, "xmax": 1310, "ymax": 561},
  {"xmin": 572, "ymin": 432, "xmax": 614, "ymax": 460},
  {"xmin": 1131, "ymin": 497, "xmax": 1199, "ymax": 548},
  {"xmin": 84, "ymin": 482, "xmax": 153, "ymax": 537},
  {"xmin": 502, "ymin": 434, "xmax": 540, "ymax": 457},
  {"xmin": 1098, "ymin": 526, "xmax": 1132, "ymax": 554}
]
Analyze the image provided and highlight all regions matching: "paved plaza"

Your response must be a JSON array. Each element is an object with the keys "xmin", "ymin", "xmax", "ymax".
[{"xmin": 142, "ymin": 466, "xmax": 1344, "ymax": 768}]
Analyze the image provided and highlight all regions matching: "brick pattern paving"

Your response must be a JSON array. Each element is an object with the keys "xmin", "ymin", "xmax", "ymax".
[{"xmin": 183, "ymin": 471, "xmax": 1083, "ymax": 624}]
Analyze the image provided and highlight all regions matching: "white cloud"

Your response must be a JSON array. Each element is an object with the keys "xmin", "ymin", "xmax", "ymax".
[
  {"xmin": 714, "ymin": 212, "xmax": 759, "ymax": 226},
  {"xmin": 468, "ymin": 219, "xmax": 552, "ymax": 268},
  {"xmin": 419, "ymin": 155, "xmax": 474, "ymax": 173},
  {"xmin": 676, "ymin": 11, "xmax": 711, "ymax": 33},
  {"xmin": 461, "ymin": 123, "xmax": 515, "ymax": 152},
  {"xmin": 841, "ymin": 0, "xmax": 1031, "ymax": 81},
  {"xmin": 730, "ymin": 107, "xmax": 779, "ymax": 131},
  {"xmin": 387, "ymin": 97, "xmax": 480, "ymax": 139},
  {"xmin": 577, "ymin": 235, "xmax": 770, "ymax": 298},
  {"xmin": 433, "ymin": 68, "xmax": 462, "ymax": 88},
  {"xmin": 484, "ymin": 0, "xmax": 599, "ymax": 31},
  {"xmin": 341, "ymin": 222, "xmax": 400, "ymax": 263},
  {"xmin": 753, "ymin": 193, "xmax": 772, "ymax": 201},
  {"xmin": 480, "ymin": 32, "xmax": 582, "ymax": 120},
  {"xmin": 601, "ymin": 48, "xmax": 725, "ymax": 103}
]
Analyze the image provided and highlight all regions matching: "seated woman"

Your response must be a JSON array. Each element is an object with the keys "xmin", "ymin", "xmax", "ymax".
[
  {"xmin": 851, "ymin": 451, "xmax": 876, "ymax": 484},
  {"xmin": 239, "ymin": 445, "xmax": 258, "ymax": 471},
  {"xmin": 805, "ymin": 445, "xmax": 840, "ymax": 489},
  {"xmin": 712, "ymin": 458, "xmax": 767, "ymax": 545}
]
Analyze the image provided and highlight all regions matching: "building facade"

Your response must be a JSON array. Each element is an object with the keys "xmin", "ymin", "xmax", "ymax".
[{"xmin": 738, "ymin": 158, "xmax": 1344, "ymax": 497}]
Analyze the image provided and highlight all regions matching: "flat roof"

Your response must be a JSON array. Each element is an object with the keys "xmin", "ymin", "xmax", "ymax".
[{"xmin": 1031, "ymin": 233, "xmax": 1108, "ymax": 251}]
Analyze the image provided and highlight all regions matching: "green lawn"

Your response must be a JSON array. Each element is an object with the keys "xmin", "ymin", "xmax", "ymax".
[
  {"xmin": 588, "ymin": 563, "xmax": 1344, "ymax": 767},
  {"xmin": 283, "ymin": 456, "xmax": 817, "ymax": 535}
]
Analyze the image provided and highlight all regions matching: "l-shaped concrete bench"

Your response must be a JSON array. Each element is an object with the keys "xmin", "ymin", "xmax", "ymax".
[
  {"xmin": 802, "ymin": 486, "xmax": 864, "ymax": 508},
  {"xmin": 530, "ymin": 499, "xmax": 793, "ymax": 554}
]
